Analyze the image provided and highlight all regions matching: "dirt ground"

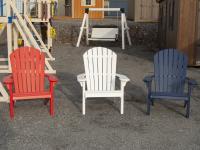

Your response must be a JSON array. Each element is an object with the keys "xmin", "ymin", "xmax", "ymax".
[{"xmin": 0, "ymin": 44, "xmax": 200, "ymax": 150}]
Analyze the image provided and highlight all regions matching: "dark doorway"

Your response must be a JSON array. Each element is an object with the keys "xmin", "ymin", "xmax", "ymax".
[{"xmin": 65, "ymin": 0, "xmax": 72, "ymax": 17}]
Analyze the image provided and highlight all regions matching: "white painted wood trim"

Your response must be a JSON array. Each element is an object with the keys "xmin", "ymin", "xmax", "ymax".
[
  {"xmin": 88, "ymin": 8, "xmax": 121, "ymax": 12},
  {"xmin": 0, "ymin": 82, "xmax": 9, "ymax": 103}
]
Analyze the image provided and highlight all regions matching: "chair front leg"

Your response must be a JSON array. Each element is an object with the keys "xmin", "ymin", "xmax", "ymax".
[
  {"xmin": 8, "ymin": 84, "xmax": 14, "ymax": 119},
  {"xmin": 81, "ymin": 82, "xmax": 86, "ymax": 115},
  {"xmin": 147, "ymin": 95, "xmax": 151, "ymax": 115},
  {"xmin": 82, "ymin": 93, "xmax": 86, "ymax": 115},
  {"xmin": 50, "ymin": 82, "xmax": 56, "ymax": 117},
  {"xmin": 120, "ymin": 94, "xmax": 124, "ymax": 115},
  {"xmin": 120, "ymin": 83, "xmax": 126, "ymax": 115},
  {"xmin": 145, "ymin": 82, "xmax": 152, "ymax": 115},
  {"xmin": 186, "ymin": 98, "xmax": 190, "ymax": 118}
]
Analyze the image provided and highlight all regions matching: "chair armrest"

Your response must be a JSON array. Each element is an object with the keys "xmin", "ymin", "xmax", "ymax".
[
  {"xmin": 77, "ymin": 73, "xmax": 86, "ymax": 83},
  {"xmin": 143, "ymin": 75, "xmax": 154, "ymax": 83},
  {"xmin": 186, "ymin": 77, "xmax": 198, "ymax": 86},
  {"xmin": 116, "ymin": 74, "xmax": 130, "ymax": 83},
  {"xmin": 116, "ymin": 74, "xmax": 130, "ymax": 88},
  {"xmin": 45, "ymin": 74, "xmax": 58, "ymax": 83},
  {"xmin": 3, "ymin": 75, "xmax": 14, "ymax": 85}
]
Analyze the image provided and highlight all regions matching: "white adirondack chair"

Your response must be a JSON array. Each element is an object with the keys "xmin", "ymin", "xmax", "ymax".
[{"xmin": 77, "ymin": 47, "xmax": 130, "ymax": 115}]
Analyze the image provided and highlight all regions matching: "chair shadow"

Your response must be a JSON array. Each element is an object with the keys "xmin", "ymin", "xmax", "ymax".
[
  {"xmin": 158, "ymin": 101, "xmax": 186, "ymax": 117},
  {"xmin": 0, "ymin": 104, "xmax": 14, "ymax": 149},
  {"xmin": 56, "ymin": 72, "xmax": 82, "ymax": 113},
  {"xmin": 124, "ymin": 82, "xmax": 147, "ymax": 115}
]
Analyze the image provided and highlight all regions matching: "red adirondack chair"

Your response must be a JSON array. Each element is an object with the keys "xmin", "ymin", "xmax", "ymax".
[{"xmin": 3, "ymin": 47, "xmax": 58, "ymax": 119}]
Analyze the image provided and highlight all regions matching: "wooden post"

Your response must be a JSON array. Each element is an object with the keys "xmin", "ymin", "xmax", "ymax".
[
  {"xmin": 7, "ymin": 0, "xmax": 12, "ymax": 72},
  {"xmin": 0, "ymin": 82, "xmax": 9, "ymax": 103},
  {"xmin": 13, "ymin": 0, "xmax": 18, "ymax": 49},
  {"xmin": 38, "ymin": 0, "xmax": 42, "ymax": 19},
  {"xmin": 24, "ymin": 0, "xmax": 27, "ymax": 16},
  {"xmin": 47, "ymin": 22, "xmax": 52, "ymax": 49},
  {"xmin": 86, "ymin": 13, "xmax": 89, "ymax": 45},
  {"xmin": 76, "ymin": 13, "xmax": 87, "ymax": 47},
  {"xmin": 123, "ymin": 14, "xmax": 132, "ymax": 46},
  {"xmin": 13, "ymin": 26, "xmax": 18, "ymax": 49},
  {"xmin": 121, "ymin": 13, "xmax": 125, "ymax": 50}
]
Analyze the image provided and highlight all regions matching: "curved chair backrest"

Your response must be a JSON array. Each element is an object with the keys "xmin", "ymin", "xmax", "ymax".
[
  {"xmin": 154, "ymin": 49, "xmax": 188, "ymax": 93},
  {"xmin": 83, "ymin": 47, "xmax": 117, "ymax": 91},
  {"xmin": 10, "ymin": 46, "xmax": 45, "ymax": 94}
]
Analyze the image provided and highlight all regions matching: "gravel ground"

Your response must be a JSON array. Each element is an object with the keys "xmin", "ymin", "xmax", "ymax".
[{"xmin": 0, "ymin": 44, "xmax": 200, "ymax": 150}]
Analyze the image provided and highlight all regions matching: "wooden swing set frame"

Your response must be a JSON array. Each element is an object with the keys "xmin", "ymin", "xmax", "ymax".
[{"xmin": 76, "ymin": 8, "xmax": 132, "ymax": 50}]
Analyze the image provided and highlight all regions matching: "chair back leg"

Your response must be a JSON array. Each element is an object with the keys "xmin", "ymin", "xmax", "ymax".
[
  {"xmin": 147, "ymin": 97, "xmax": 151, "ymax": 115},
  {"xmin": 10, "ymin": 99, "xmax": 14, "ymax": 119},
  {"xmin": 186, "ymin": 99, "xmax": 190, "ymax": 118},
  {"xmin": 50, "ymin": 97, "xmax": 54, "ymax": 116},
  {"xmin": 82, "ymin": 96, "xmax": 86, "ymax": 115},
  {"xmin": 120, "ymin": 96, "xmax": 124, "ymax": 114}
]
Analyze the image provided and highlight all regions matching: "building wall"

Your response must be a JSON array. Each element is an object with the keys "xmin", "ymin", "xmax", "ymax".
[
  {"xmin": 128, "ymin": 0, "xmax": 159, "ymax": 22},
  {"xmin": 177, "ymin": 0, "xmax": 197, "ymax": 65},
  {"xmin": 73, "ymin": 0, "xmax": 104, "ymax": 18},
  {"xmin": 158, "ymin": 0, "xmax": 198, "ymax": 65},
  {"xmin": 57, "ymin": 0, "xmax": 65, "ymax": 16},
  {"xmin": 107, "ymin": 0, "xmax": 128, "ymax": 16}
]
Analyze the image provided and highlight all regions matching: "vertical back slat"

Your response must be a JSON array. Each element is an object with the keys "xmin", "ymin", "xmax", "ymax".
[
  {"xmin": 168, "ymin": 49, "xmax": 174, "ymax": 93},
  {"xmin": 84, "ymin": 51, "xmax": 91, "ymax": 91},
  {"xmin": 93, "ymin": 48, "xmax": 99, "ymax": 91},
  {"xmin": 154, "ymin": 52, "xmax": 159, "ymax": 92},
  {"xmin": 25, "ymin": 47, "xmax": 31, "ymax": 93},
  {"xmin": 111, "ymin": 51, "xmax": 117, "ymax": 91},
  {"xmin": 30, "ymin": 47, "xmax": 36, "ymax": 92},
  {"xmin": 20, "ymin": 47, "xmax": 27, "ymax": 93},
  {"xmin": 159, "ymin": 51, "xmax": 164, "ymax": 92},
  {"xmin": 163, "ymin": 49, "xmax": 169, "ymax": 92},
  {"xmin": 102, "ymin": 48, "xmax": 108, "ymax": 91},
  {"xmin": 15, "ymin": 49, "xmax": 23, "ymax": 93},
  {"xmin": 88, "ymin": 49, "xmax": 95, "ymax": 91},
  {"xmin": 39, "ymin": 53, "xmax": 45, "ymax": 92},
  {"xmin": 97, "ymin": 47, "xmax": 103, "ymax": 91},
  {"xmin": 107, "ymin": 49, "xmax": 112, "ymax": 91},
  {"xmin": 35, "ymin": 50, "xmax": 40, "ymax": 93},
  {"xmin": 10, "ymin": 51, "xmax": 19, "ymax": 93}
]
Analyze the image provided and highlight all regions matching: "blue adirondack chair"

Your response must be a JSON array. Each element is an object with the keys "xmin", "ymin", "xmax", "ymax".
[{"xmin": 143, "ymin": 49, "xmax": 197, "ymax": 118}]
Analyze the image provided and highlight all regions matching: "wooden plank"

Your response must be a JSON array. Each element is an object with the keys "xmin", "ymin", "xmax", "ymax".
[
  {"xmin": 93, "ymin": 48, "xmax": 98, "ymax": 91},
  {"xmin": 163, "ymin": 49, "xmax": 168, "ymax": 92},
  {"xmin": 97, "ymin": 47, "xmax": 103, "ymax": 91},
  {"xmin": 107, "ymin": 49, "xmax": 112, "ymax": 91},
  {"xmin": 20, "ymin": 47, "xmax": 27, "ymax": 93},
  {"xmin": 25, "ymin": 48, "xmax": 31, "ymax": 93},
  {"xmin": 102, "ymin": 48, "xmax": 107, "ymax": 91},
  {"xmin": 40, "ymin": 53, "xmax": 45, "ymax": 92},
  {"xmin": 15, "ymin": 49, "xmax": 23, "ymax": 93},
  {"xmin": 30, "ymin": 47, "xmax": 36, "ymax": 92},
  {"xmin": 35, "ymin": 50, "xmax": 40, "ymax": 93},
  {"xmin": 111, "ymin": 51, "xmax": 117, "ymax": 91},
  {"xmin": 84, "ymin": 51, "xmax": 91, "ymax": 91},
  {"xmin": 10, "ymin": 50, "xmax": 19, "ymax": 93},
  {"xmin": 0, "ymin": 82, "xmax": 9, "ymax": 103},
  {"xmin": 168, "ymin": 49, "xmax": 174, "ymax": 93},
  {"xmin": 88, "ymin": 48, "xmax": 95, "ymax": 91}
]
